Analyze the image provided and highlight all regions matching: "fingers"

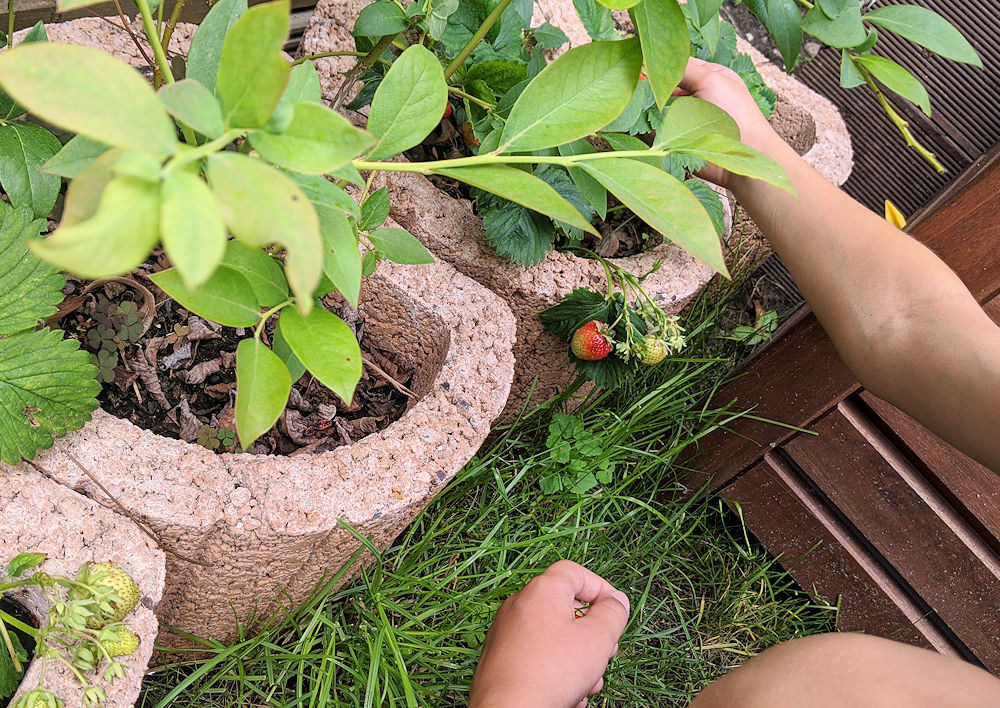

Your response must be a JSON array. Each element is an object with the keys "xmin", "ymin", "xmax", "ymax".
[
  {"xmin": 678, "ymin": 56, "xmax": 740, "ymax": 95},
  {"xmin": 539, "ymin": 560, "xmax": 629, "ymax": 608},
  {"xmin": 580, "ymin": 593, "xmax": 630, "ymax": 648}
]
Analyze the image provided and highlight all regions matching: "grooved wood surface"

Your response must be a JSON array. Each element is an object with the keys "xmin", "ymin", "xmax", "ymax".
[
  {"xmin": 783, "ymin": 406, "xmax": 1000, "ymax": 670},
  {"xmin": 723, "ymin": 457, "xmax": 943, "ymax": 651}
]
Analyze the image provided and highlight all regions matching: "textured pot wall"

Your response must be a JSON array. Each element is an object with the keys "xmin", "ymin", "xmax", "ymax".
[
  {"xmin": 1, "ymin": 466, "xmax": 165, "ymax": 707},
  {"xmin": 8, "ymin": 259, "xmax": 515, "ymax": 648}
]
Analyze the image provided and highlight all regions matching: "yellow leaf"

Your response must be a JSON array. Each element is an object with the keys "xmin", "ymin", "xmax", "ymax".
[{"xmin": 884, "ymin": 199, "xmax": 907, "ymax": 229}]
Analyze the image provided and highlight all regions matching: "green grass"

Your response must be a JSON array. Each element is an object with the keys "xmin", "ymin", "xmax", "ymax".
[{"xmin": 138, "ymin": 276, "xmax": 835, "ymax": 707}]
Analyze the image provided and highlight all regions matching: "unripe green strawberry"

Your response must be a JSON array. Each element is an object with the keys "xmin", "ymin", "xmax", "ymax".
[
  {"xmin": 101, "ymin": 626, "xmax": 140, "ymax": 658},
  {"xmin": 638, "ymin": 338, "xmax": 669, "ymax": 366},
  {"xmin": 78, "ymin": 562, "xmax": 140, "ymax": 627},
  {"xmin": 570, "ymin": 321, "xmax": 612, "ymax": 361}
]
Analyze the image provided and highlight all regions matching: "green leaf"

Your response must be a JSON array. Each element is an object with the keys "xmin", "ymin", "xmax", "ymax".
[
  {"xmin": 272, "ymin": 319, "xmax": 306, "ymax": 382},
  {"xmin": 368, "ymin": 227, "xmax": 434, "ymax": 264},
  {"xmin": 112, "ymin": 149, "xmax": 162, "ymax": 182},
  {"xmin": 653, "ymin": 96, "xmax": 740, "ymax": 148},
  {"xmin": 0, "ymin": 328, "xmax": 99, "ymax": 464},
  {"xmin": 581, "ymin": 157, "xmax": 727, "ymax": 275},
  {"xmin": 0, "ymin": 204, "xmax": 63, "ymax": 335},
  {"xmin": 250, "ymin": 102, "xmax": 373, "ymax": 174},
  {"xmin": 684, "ymin": 178, "xmax": 726, "ymax": 237},
  {"xmin": 597, "ymin": 0, "xmax": 640, "ymax": 8},
  {"xmin": 360, "ymin": 186, "xmax": 390, "ymax": 230},
  {"xmin": 30, "ymin": 176, "xmax": 161, "ymax": 279},
  {"xmin": 286, "ymin": 171, "xmax": 361, "ymax": 221},
  {"xmin": 361, "ymin": 251, "xmax": 379, "ymax": 277},
  {"xmin": 41, "ymin": 135, "xmax": 109, "ymax": 179},
  {"xmin": 235, "ymin": 338, "xmax": 292, "ymax": 448},
  {"xmin": 0, "ymin": 122, "xmax": 62, "ymax": 217},
  {"xmin": 0, "ymin": 43, "xmax": 178, "ymax": 157},
  {"xmin": 801, "ymin": 3, "xmax": 864, "ymax": 49},
  {"xmin": 206, "ymin": 152, "xmax": 323, "ymax": 312},
  {"xmin": 864, "ymin": 5, "xmax": 981, "ymax": 68},
  {"xmin": 216, "ymin": 0, "xmax": 290, "ymax": 128},
  {"xmin": 840, "ymin": 49, "xmax": 864, "ymax": 89},
  {"xmin": 7, "ymin": 552, "xmax": 46, "ymax": 579},
  {"xmin": 573, "ymin": 0, "xmax": 620, "ymax": 41},
  {"xmin": 279, "ymin": 307, "xmax": 362, "ymax": 404},
  {"xmin": 691, "ymin": 0, "xmax": 725, "ymax": 27},
  {"xmin": 367, "ymin": 45, "xmax": 448, "ymax": 160},
  {"xmin": 220, "ymin": 240, "xmax": 289, "ymax": 307},
  {"xmin": 158, "ymin": 79, "xmax": 225, "ymax": 138},
  {"xmin": 160, "ymin": 171, "xmax": 227, "ymax": 288},
  {"xmin": 853, "ymin": 54, "xmax": 931, "ymax": 117},
  {"xmin": 354, "ymin": 1, "xmax": 409, "ymax": 36},
  {"xmin": 532, "ymin": 22, "xmax": 570, "ymax": 50},
  {"xmin": 629, "ymin": 0, "xmax": 688, "ymax": 109},
  {"xmin": 499, "ymin": 39, "xmax": 642, "ymax": 152},
  {"xmin": 58, "ymin": 148, "xmax": 121, "ymax": 227},
  {"xmin": 436, "ymin": 164, "xmax": 597, "ymax": 235},
  {"xmin": 285, "ymin": 61, "xmax": 322, "ymax": 103},
  {"xmin": 670, "ymin": 133, "xmax": 794, "ymax": 191},
  {"xmin": 558, "ymin": 139, "xmax": 608, "ymax": 220},
  {"xmin": 0, "ymin": 21, "xmax": 47, "ymax": 120},
  {"xmin": 150, "ymin": 266, "xmax": 261, "ymax": 327},
  {"xmin": 319, "ymin": 209, "xmax": 362, "ymax": 307},
  {"xmin": 466, "ymin": 59, "xmax": 528, "ymax": 95},
  {"xmin": 187, "ymin": 0, "xmax": 248, "ymax": 92},
  {"xmin": 425, "ymin": 0, "xmax": 460, "ymax": 40},
  {"xmin": 476, "ymin": 190, "xmax": 555, "ymax": 266},
  {"xmin": 765, "ymin": 0, "xmax": 803, "ymax": 72}
]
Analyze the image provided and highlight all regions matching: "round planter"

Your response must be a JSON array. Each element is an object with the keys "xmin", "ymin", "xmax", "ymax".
[
  {"xmin": 1, "ymin": 466, "xmax": 165, "ymax": 707},
  {"xmin": 16, "ymin": 256, "xmax": 515, "ymax": 648}
]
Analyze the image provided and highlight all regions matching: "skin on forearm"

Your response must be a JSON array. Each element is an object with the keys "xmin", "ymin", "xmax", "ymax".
[{"xmin": 729, "ymin": 131, "xmax": 1000, "ymax": 472}]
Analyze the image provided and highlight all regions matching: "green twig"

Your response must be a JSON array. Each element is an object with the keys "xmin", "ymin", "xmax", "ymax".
[
  {"xmin": 0, "ymin": 618, "xmax": 22, "ymax": 672},
  {"xmin": 443, "ymin": 0, "xmax": 515, "ymax": 80},
  {"xmin": 331, "ymin": 32, "xmax": 401, "ymax": 112},
  {"xmin": 163, "ymin": 128, "xmax": 244, "ymax": 174},
  {"xmin": 291, "ymin": 50, "xmax": 376, "ymax": 67},
  {"xmin": 448, "ymin": 85, "xmax": 495, "ymax": 110},
  {"xmin": 353, "ymin": 148, "xmax": 673, "ymax": 173},
  {"xmin": 254, "ymin": 300, "xmax": 292, "ymax": 339},
  {"xmin": 158, "ymin": 0, "xmax": 188, "ymax": 82},
  {"xmin": 794, "ymin": 0, "xmax": 814, "ymax": 9},
  {"xmin": 857, "ymin": 62, "xmax": 944, "ymax": 173}
]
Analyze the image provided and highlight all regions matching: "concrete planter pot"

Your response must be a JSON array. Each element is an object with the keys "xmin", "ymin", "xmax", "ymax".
[
  {"xmin": 1, "ymin": 467, "xmax": 165, "ymax": 707},
  {"xmin": 11, "ymin": 258, "xmax": 515, "ymax": 648}
]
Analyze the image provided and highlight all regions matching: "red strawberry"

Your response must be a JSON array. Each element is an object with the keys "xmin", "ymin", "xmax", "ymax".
[
  {"xmin": 442, "ymin": 103, "xmax": 453, "ymax": 120},
  {"xmin": 571, "ymin": 321, "xmax": 612, "ymax": 361}
]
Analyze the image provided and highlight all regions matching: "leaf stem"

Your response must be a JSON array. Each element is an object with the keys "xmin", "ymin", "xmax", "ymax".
[
  {"xmin": 159, "ymin": 0, "xmax": 188, "ymax": 77},
  {"xmin": 448, "ymin": 85, "xmax": 495, "ymax": 109},
  {"xmin": 443, "ymin": 0, "xmax": 515, "ymax": 80},
  {"xmin": 255, "ymin": 300, "xmax": 292, "ymax": 339},
  {"xmin": 291, "ymin": 50, "xmax": 384, "ymax": 67},
  {"xmin": 856, "ymin": 62, "xmax": 944, "ymax": 173},
  {"xmin": 0, "ymin": 609, "xmax": 36, "ymax": 638},
  {"xmin": 163, "ymin": 128, "xmax": 245, "ymax": 174},
  {"xmin": 354, "ymin": 148, "xmax": 669, "ymax": 173},
  {"xmin": 794, "ymin": 0, "xmax": 814, "ymax": 9},
  {"xmin": 0, "ymin": 618, "xmax": 22, "ymax": 673}
]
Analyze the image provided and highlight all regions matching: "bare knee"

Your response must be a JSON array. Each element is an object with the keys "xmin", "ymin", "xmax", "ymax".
[{"xmin": 691, "ymin": 633, "xmax": 1000, "ymax": 708}]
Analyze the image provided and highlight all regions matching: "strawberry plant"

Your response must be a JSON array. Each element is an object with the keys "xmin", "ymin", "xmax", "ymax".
[
  {"xmin": 1, "ymin": 555, "xmax": 142, "ymax": 708},
  {"xmin": 0, "ymin": 0, "xmax": 794, "ymax": 447}
]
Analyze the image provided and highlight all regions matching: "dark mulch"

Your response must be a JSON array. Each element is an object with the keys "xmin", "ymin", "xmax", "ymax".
[{"xmin": 56, "ymin": 266, "xmax": 414, "ymax": 456}]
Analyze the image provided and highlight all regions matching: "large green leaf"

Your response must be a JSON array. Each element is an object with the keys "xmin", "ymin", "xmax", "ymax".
[
  {"xmin": 558, "ymin": 139, "xmax": 608, "ymax": 220},
  {"xmin": 435, "ymin": 164, "xmax": 597, "ymax": 235},
  {"xmin": 285, "ymin": 61, "xmax": 323, "ymax": 104},
  {"xmin": 653, "ymin": 96, "xmax": 739, "ymax": 148},
  {"xmin": 250, "ymin": 102, "xmax": 374, "ymax": 174},
  {"xmin": 220, "ymin": 241, "xmax": 289, "ymax": 307},
  {"xmin": 0, "ymin": 21, "xmax": 47, "ymax": 120},
  {"xmin": 160, "ymin": 171, "xmax": 227, "ymax": 288},
  {"xmin": 279, "ymin": 307, "xmax": 362, "ymax": 405},
  {"xmin": 765, "ymin": 0, "xmax": 803, "ymax": 72},
  {"xmin": 499, "ymin": 39, "xmax": 642, "ymax": 152},
  {"xmin": 354, "ymin": 1, "xmax": 409, "ymax": 36},
  {"xmin": 0, "ymin": 122, "xmax": 62, "ymax": 217},
  {"xmin": 30, "ymin": 176, "xmax": 161, "ymax": 279},
  {"xmin": 158, "ymin": 79, "xmax": 225, "ymax": 138},
  {"xmin": 0, "ymin": 203, "xmax": 63, "ymax": 335},
  {"xmin": 235, "ymin": 338, "xmax": 292, "ymax": 448},
  {"xmin": 864, "ymin": 5, "xmax": 981, "ymax": 68},
  {"xmin": 216, "ymin": 0, "xmax": 291, "ymax": 128},
  {"xmin": 366, "ymin": 45, "xmax": 448, "ymax": 160},
  {"xmin": 669, "ymin": 134, "xmax": 794, "ymax": 192},
  {"xmin": 272, "ymin": 319, "xmax": 306, "ymax": 382},
  {"xmin": 801, "ymin": 3, "xmax": 865, "ymax": 49},
  {"xmin": 629, "ymin": 0, "xmax": 688, "ymax": 109},
  {"xmin": 853, "ymin": 54, "xmax": 931, "ymax": 116},
  {"xmin": 41, "ymin": 135, "xmax": 109, "ymax": 179},
  {"xmin": 0, "ymin": 43, "xmax": 177, "ymax": 157},
  {"xmin": 187, "ymin": 0, "xmax": 248, "ymax": 92},
  {"xmin": 581, "ymin": 157, "xmax": 727, "ymax": 275},
  {"xmin": 840, "ymin": 49, "xmax": 865, "ymax": 89},
  {"xmin": 690, "ymin": 0, "xmax": 725, "ymax": 27},
  {"xmin": 319, "ymin": 209, "xmax": 362, "ymax": 307},
  {"xmin": 0, "ymin": 328, "xmax": 99, "ymax": 464},
  {"xmin": 150, "ymin": 266, "xmax": 261, "ymax": 327},
  {"xmin": 206, "ymin": 152, "xmax": 323, "ymax": 312},
  {"xmin": 286, "ymin": 170, "xmax": 361, "ymax": 221}
]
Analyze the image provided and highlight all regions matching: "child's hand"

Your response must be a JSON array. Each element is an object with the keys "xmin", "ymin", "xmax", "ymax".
[
  {"xmin": 674, "ymin": 57, "xmax": 780, "ymax": 187},
  {"xmin": 469, "ymin": 560, "xmax": 630, "ymax": 708}
]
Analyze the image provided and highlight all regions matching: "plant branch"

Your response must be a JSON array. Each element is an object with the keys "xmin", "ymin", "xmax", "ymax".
[
  {"xmin": 158, "ymin": 0, "xmax": 188, "ymax": 81},
  {"xmin": 164, "ymin": 128, "xmax": 244, "ymax": 174},
  {"xmin": 354, "ymin": 148, "xmax": 672, "ymax": 173},
  {"xmin": 857, "ymin": 62, "xmax": 944, "ymax": 173},
  {"xmin": 331, "ymin": 32, "xmax": 400, "ymax": 112},
  {"xmin": 794, "ymin": 0, "xmax": 814, "ymax": 9},
  {"xmin": 0, "ymin": 618, "xmax": 22, "ymax": 672},
  {"xmin": 106, "ymin": 1, "xmax": 155, "ymax": 69},
  {"xmin": 449, "ymin": 85, "xmax": 495, "ymax": 109},
  {"xmin": 254, "ymin": 300, "xmax": 292, "ymax": 339},
  {"xmin": 7, "ymin": 0, "xmax": 13, "ymax": 49},
  {"xmin": 0, "ymin": 609, "xmax": 36, "ymax": 637},
  {"xmin": 291, "ymin": 50, "xmax": 384, "ymax": 67},
  {"xmin": 443, "ymin": 0, "xmax": 515, "ymax": 80},
  {"xmin": 135, "ymin": 0, "xmax": 174, "ymax": 84}
]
